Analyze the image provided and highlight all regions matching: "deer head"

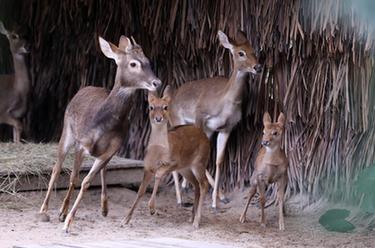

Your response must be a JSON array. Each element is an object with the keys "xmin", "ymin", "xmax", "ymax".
[
  {"xmin": 99, "ymin": 36, "xmax": 161, "ymax": 91},
  {"xmin": 218, "ymin": 30, "xmax": 261, "ymax": 74},
  {"xmin": 0, "ymin": 21, "xmax": 28, "ymax": 55},
  {"xmin": 147, "ymin": 86, "xmax": 172, "ymax": 125},
  {"xmin": 261, "ymin": 112, "xmax": 285, "ymax": 149}
]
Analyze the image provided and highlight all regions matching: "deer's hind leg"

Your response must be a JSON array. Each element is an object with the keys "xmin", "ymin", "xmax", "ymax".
[
  {"xmin": 39, "ymin": 121, "xmax": 74, "ymax": 218},
  {"xmin": 58, "ymin": 147, "xmax": 84, "ymax": 222},
  {"xmin": 276, "ymin": 174, "xmax": 287, "ymax": 231},
  {"xmin": 3, "ymin": 115, "xmax": 22, "ymax": 143},
  {"xmin": 179, "ymin": 169, "xmax": 200, "ymax": 225},
  {"xmin": 191, "ymin": 165, "xmax": 209, "ymax": 228}
]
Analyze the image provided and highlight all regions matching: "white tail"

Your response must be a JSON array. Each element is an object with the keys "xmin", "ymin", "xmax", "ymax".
[
  {"xmin": 170, "ymin": 30, "xmax": 262, "ymax": 208},
  {"xmin": 38, "ymin": 35, "xmax": 161, "ymax": 233},
  {"xmin": 0, "ymin": 21, "xmax": 30, "ymax": 143}
]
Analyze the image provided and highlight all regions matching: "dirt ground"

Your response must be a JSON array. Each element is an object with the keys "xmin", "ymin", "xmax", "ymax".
[{"xmin": 0, "ymin": 185, "xmax": 374, "ymax": 248}]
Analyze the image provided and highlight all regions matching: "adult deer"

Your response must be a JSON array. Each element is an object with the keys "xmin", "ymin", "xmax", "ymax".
[
  {"xmin": 0, "ymin": 21, "xmax": 30, "ymax": 143},
  {"xmin": 122, "ymin": 87, "xmax": 209, "ymax": 228},
  {"xmin": 38, "ymin": 35, "xmax": 161, "ymax": 233},
  {"xmin": 170, "ymin": 30, "xmax": 262, "ymax": 209},
  {"xmin": 239, "ymin": 112, "xmax": 288, "ymax": 231}
]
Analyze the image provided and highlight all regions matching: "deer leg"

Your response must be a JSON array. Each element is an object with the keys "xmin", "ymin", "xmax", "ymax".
[
  {"xmin": 179, "ymin": 170, "xmax": 199, "ymax": 224},
  {"xmin": 3, "ymin": 116, "xmax": 22, "ymax": 143},
  {"xmin": 100, "ymin": 168, "xmax": 108, "ymax": 217},
  {"xmin": 205, "ymin": 170, "xmax": 228, "ymax": 204},
  {"xmin": 239, "ymin": 184, "xmax": 257, "ymax": 223},
  {"xmin": 148, "ymin": 166, "xmax": 172, "ymax": 215},
  {"xmin": 172, "ymin": 171, "xmax": 183, "ymax": 206},
  {"xmin": 212, "ymin": 132, "xmax": 230, "ymax": 209},
  {"xmin": 12, "ymin": 120, "xmax": 22, "ymax": 143},
  {"xmin": 58, "ymin": 148, "xmax": 84, "ymax": 222},
  {"xmin": 258, "ymin": 175, "xmax": 267, "ymax": 228},
  {"xmin": 39, "ymin": 124, "xmax": 74, "ymax": 218},
  {"xmin": 62, "ymin": 154, "xmax": 113, "ymax": 233},
  {"xmin": 277, "ymin": 174, "xmax": 287, "ymax": 231},
  {"xmin": 121, "ymin": 170, "xmax": 153, "ymax": 226},
  {"xmin": 191, "ymin": 166, "xmax": 209, "ymax": 228}
]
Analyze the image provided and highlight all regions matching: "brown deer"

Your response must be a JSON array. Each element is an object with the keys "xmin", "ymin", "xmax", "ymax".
[
  {"xmin": 170, "ymin": 30, "xmax": 262, "ymax": 209},
  {"xmin": 38, "ymin": 35, "xmax": 161, "ymax": 233},
  {"xmin": 122, "ymin": 86, "xmax": 210, "ymax": 228},
  {"xmin": 239, "ymin": 112, "xmax": 288, "ymax": 231},
  {"xmin": 0, "ymin": 21, "xmax": 30, "ymax": 143}
]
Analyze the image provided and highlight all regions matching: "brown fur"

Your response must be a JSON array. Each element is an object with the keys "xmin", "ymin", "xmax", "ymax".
[
  {"xmin": 170, "ymin": 30, "xmax": 262, "ymax": 208},
  {"xmin": 0, "ymin": 21, "xmax": 29, "ymax": 143},
  {"xmin": 38, "ymin": 35, "xmax": 161, "ymax": 233},
  {"xmin": 123, "ymin": 87, "xmax": 210, "ymax": 228},
  {"xmin": 239, "ymin": 112, "xmax": 288, "ymax": 231}
]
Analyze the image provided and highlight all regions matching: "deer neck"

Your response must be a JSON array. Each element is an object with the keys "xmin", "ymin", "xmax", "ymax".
[
  {"xmin": 90, "ymin": 75, "xmax": 136, "ymax": 134},
  {"xmin": 262, "ymin": 145, "xmax": 284, "ymax": 163},
  {"xmin": 149, "ymin": 123, "xmax": 169, "ymax": 149},
  {"xmin": 223, "ymin": 68, "xmax": 247, "ymax": 103},
  {"xmin": 12, "ymin": 53, "xmax": 29, "ymax": 92}
]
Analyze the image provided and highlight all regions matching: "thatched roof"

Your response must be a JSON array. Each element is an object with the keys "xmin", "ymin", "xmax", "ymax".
[{"xmin": 0, "ymin": 0, "xmax": 374, "ymax": 202}]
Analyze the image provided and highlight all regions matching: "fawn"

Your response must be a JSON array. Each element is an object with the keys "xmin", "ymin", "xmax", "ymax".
[
  {"xmin": 239, "ymin": 112, "xmax": 288, "ymax": 231},
  {"xmin": 122, "ymin": 86, "xmax": 210, "ymax": 228}
]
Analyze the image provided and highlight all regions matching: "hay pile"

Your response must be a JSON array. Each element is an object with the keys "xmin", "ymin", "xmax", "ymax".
[{"xmin": 0, "ymin": 143, "xmax": 72, "ymax": 194}]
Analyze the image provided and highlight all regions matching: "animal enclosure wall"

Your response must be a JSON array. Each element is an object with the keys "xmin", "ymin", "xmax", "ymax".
[{"xmin": 0, "ymin": 0, "xmax": 374, "ymax": 202}]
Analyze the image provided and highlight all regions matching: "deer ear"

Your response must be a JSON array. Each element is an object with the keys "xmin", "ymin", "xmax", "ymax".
[
  {"xmin": 119, "ymin": 35, "xmax": 132, "ymax": 52},
  {"xmin": 148, "ymin": 92, "xmax": 157, "ymax": 104},
  {"xmin": 236, "ymin": 30, "xmax": 248, "ymax": 44},
  {"xmin": 218, "ymin": 30, "xmax": 233, "ymax": 51},
  {"xmin": 0, "ymin": 21, "xmax": 8, "ymax": 36},
  {"xmin": 263, "ymin": 112, "xmax": 272, "ymax": 125},
  {"xmin": 277, "ymin": 112, "xmax": 286, "ymax": 127},
  {"xmin": 99, "ymin": 36, "xmax": 122, "ymax": 63},
  {"xmin": 162, "ymin": 85, "xmax": 172, "ymax": 102}
]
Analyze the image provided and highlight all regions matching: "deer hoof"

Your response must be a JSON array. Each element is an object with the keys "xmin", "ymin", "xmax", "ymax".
[
  {"xmin": 150, "ymin": 208, "xmax": 156, "ymax": 215},
  {"xmin": 220, "ymin": 197, "xmax": 230, "ymax": 204},
  {"xmin": 120, "ymin": 217, "xmax": 130, "ymax": 227},
  {"xmin": 192, "ymin": 220, "xmax": 200, "ymax": 229},
  {"xmin": 36, "ymin": 212, "xmax": 50, "ymax": 222},
  {"xmin": 178, "ymin": 202, "xmax": 194, "ymax": 208},
  {"xmin": 58, "ymin": 212, "xmax": 67, "ymax": 222},
  {"xmin": 102, "ymin": 209, "xmax": 108, "ymax": 217},
  {"xmin": 239, "ymin": 215, "xmax": 246, "ymax": 223}
]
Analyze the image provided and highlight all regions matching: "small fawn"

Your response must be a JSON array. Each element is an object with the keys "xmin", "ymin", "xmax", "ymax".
[
  {"xmin": 239, "ymin": 112, "xmax": 288, "ymax": 231},
  {"xmin": 122, "ymin": 86, "xmax": 210, "ymax": 228}
]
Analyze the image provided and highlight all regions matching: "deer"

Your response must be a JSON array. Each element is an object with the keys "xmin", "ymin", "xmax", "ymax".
[
  {"xmin": 239, "ymin": 112, "xmax": 288, "ymax": 231},
  {"xmin": 169, "ymin": 30, "xmax": 262, "ymax": 209},
  {"xmin": 122, "ymin": 86, "xmax": 210, "ymax": 228},
  {"xmin": 0, "ymin": 21, "xmax": 30, "ymax": 143},
  {"xmin": 38, "ymin": 35, "xmax": 161, "ymax": 233}
]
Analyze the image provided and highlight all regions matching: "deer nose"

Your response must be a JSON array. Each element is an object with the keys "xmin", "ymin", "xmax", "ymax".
[
  {"xmin": 151, "ymin": 80, "xmax": 162, "ymax": 89},
  {"xmin": 254, "ymin": 64, "xmax": 262, "ymax": 73},
  {"xmin": 155, "ymin": 116, "xmax": 163, "ymax": 123},
  {"xmin": 261, "ymin": 140, "xmax": 270, "ymax": 146}
]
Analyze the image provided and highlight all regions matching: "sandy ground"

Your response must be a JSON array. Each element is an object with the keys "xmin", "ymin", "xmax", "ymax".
[{"xmin": 0, "ymin": 185, "xmax": 374, "ymax": 248}]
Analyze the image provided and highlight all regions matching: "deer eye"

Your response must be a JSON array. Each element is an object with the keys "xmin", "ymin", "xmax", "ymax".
[
  {"xmin": 149, "ymin": 105, "xmax": 154, "ymax": 111},
  {"xmin": 130, "ymin": 62, "xmax": 137, "ymax": 68},
  {"xmin": 238, "ymin": 51, "xmax": 245, "ymax": 57},
  {"xmin": 272, "ymin": 131, "xmax": 278, "ymax": 136},
  {"xmin": 163, "ymin": 105, "xmax": 168, "ymax": 111}
]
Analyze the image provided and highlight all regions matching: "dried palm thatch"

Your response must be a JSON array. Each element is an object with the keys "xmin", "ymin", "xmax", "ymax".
[{"xmin": 0, "ymin": 0, "xmax": 374, "ymax": 203}]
